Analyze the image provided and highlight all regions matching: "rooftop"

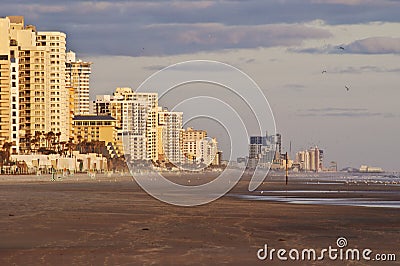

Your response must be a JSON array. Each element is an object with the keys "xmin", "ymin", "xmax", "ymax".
[{"xmin": 73, "ymin": 115, "xmax": 115, "ymax": 121}]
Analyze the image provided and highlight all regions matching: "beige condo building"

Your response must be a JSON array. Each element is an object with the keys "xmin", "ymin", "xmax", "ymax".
[
  {"xmin": 180, "ymin": 127, "xmax": 207, "ymax": 162},
  {"xmin": 0, "ymin": 16, "xmax": 70, "ymax": 153}
]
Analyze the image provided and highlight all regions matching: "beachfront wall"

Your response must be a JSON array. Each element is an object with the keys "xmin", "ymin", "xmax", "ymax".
[{"xmin": 10, "ymin": 153, "xmax": 107, "ymax": 172}]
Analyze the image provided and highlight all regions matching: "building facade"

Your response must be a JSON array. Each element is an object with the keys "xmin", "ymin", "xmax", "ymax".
[
  {"xmin": 66, "ymin": 51, "xmax": 92, "ymax": 115},
  {"xmin": 0, "ymin": 16, "xmax": 71, "ymax": 152},
  {"xmin": 72, "ymin": 115, "xmax": 116, "ymax": 143},
  {"xmin": 181, "ymin": 127, "xmax": 207, "ymax": 162},
  {"xmin": 158, "ymin": 110, "xmax": 183, "ymax": 164}
]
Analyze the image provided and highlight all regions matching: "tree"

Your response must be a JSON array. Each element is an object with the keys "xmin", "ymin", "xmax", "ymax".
[
  {"xmin": 33, "ymin": 131, "xmax": 42, "ymax": 153},
  {"xmin": 55, "ymin": 132, "xmax": 62, "ymax": 153},
  {"xmin": 24, "ymin": 132, "xmax": 32, "ymax": 154},
  {"xmin": 45, "ymin": 131, "xmax": 55, "ymax": 150},
  {"xmin": 1, "ymin": 142, "xmax": 12, "ymax": 165},
  {"xmin": 67, "ymin": 137, "xmax": 75, "ymax": 157}
]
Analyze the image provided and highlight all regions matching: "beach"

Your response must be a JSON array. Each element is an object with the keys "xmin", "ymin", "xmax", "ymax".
[{"xmin": 0, "ymin": 173, "xmax": 399, "ymax": 265}]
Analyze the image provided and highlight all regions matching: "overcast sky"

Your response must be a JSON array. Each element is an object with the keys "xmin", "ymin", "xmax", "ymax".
[{"xmin": 2, "ymin": 0, "xmax": 400, "ymax": 170}]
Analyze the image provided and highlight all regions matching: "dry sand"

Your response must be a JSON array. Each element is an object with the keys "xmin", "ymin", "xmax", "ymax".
[{"xmin": 0, "ymin": 173, "xmax": 399, "ymax": 265}]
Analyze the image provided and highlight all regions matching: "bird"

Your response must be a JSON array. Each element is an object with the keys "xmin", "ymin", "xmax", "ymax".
[
  {"xmin": 345, "ymin": 86, "xmax": 350, "ymax": 91},
  {"xmin": 338, "ymin": 46, "xmax": 345, "ymax": 50},
  {"xmin": 322, "ymin": 70, "xmax": 327, "ymax": 74}
]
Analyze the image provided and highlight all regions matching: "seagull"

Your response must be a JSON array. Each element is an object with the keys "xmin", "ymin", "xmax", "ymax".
[{"xmin": 345, "ymin": 86, "xmax": 350, "ymax": 91}]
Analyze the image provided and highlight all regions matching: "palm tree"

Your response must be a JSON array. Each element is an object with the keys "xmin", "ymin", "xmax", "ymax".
[
  {"xmin": 2, "ymin": 142, "xmax": 12, "ymax": 165},
  {"xmin": 45, "ymin": 131, "xmax": 55, "ymax": 150},
  {"xmin": 59, "ymin": 141, "xmax": 67, "ymax": 156},
  {"xmin": 33, "ymin": 131, "xmax": 42, "ymax": 152},
  {"xmin": 55, "ymin": 132, "xmax": 62, "ymax": 153},
  {"xmin": 24, "ymin": 132, "xmax": 32, "ymax": 154},
  {"xmin": 77, "ymin": 135, "xmax": 82, "ymax": 153},
  {"xmin": 67, "ymin": 137, "xmax": 75, "ymax": 157}
]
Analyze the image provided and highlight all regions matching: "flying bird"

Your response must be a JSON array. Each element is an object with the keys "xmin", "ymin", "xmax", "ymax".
[
  {"xmin": 322, "ymin": 70, "xmax": 327, "ymax": 74},
  {"xmin": 338, "ymin": 46, "xmax": 345, "ymax": 50},
  {"xmin": 345, "ymin": 86, "xmax": 350, "ymax": 91}
]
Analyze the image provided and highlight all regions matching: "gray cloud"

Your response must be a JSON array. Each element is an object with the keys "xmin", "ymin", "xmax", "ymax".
[
  {"xmin": 2, "ymin": 0, "xmax": 400, "ymax": 56},
  {"xmin": 282, "ymin": 84, "xmax": 306, "ymax": 92},
  {"xmin": 299, "ymin": 107, "xmax": 396, "ymax": 118},
  {"xmin": 330, "ymin": 65, "xmax": 400, "ymax": 74},
  {"xmin": 344, "ymin": 37, "xmax": 400, "ymax": 54},
  {"xmin": 143, "ymin": 65, "xmax": 167, "ymax": 71},
  {"xmin": 294, "ymin": 37, "xmax": 400, "ymax": 55}
]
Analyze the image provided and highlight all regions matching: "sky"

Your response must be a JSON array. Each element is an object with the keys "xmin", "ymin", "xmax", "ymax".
[{"xmin": 2, "ymin": 0, "xmax": 400, "ymax": 171}]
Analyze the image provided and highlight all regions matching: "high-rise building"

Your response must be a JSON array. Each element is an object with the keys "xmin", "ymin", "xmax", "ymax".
[
  {"xmin": 66, "ymin": 51, "xmax": 91, "ymax": 115},
  {"xmin": 181, "ymin": 127, "xmax": 207, "ymax": 162},
  {"xmin": 158, "ymin": 109, "xmax": 183, "ymax": 164},
  {"xmin": 96, "ymin": 88, "xmax": 159, "ymax": 161},
  {"xmin": 36, "ymin": 31, "xmax": 68, "ymax": 141},
  {"xmin": 0, "ymin": 17, "xmax": 12, "ymax": 149},
  {"xmin": 295, "ymin": 146, "xmax": 323, "ymax": 172},
  {"xmin": 0, "ymin": 16, "xmax": 71, "ymax": 152},
  {"xmin": 248, "ymin": 133, "xmax": 276, "ymax": 169},
  {"xmin": 196, "ymin": 138, "xmax": 218, "ymax": 166}
]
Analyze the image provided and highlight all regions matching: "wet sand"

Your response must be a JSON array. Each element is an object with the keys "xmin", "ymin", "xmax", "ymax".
[{"xmin": 0, "ymin": 173, "xmax": 399, "ymax": 265}]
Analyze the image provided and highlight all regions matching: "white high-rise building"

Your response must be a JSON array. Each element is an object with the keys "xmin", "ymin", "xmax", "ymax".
[
  {"xmin": 96, "ymin": 88, "xmax": 159, "ymax": 161},
  {"xmin": 66, "ymin": 51, "xmax": 92, "ymax": 115},
  {"xmin": 196, "ymin": 138, "xmax": 218, "ymax": 166},
  {"xmin": 158, "ymin": 109, "xmax": 183, "ymax": 164}
]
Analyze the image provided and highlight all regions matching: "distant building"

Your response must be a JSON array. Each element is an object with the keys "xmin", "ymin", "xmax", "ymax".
[
  {"xmin": 66, "ymin": 50, "xmax": 92, "ymax": 115},
  {"xmin": 181, "ymin": 127, "xmax": 207, "ymax": 163},
  {"xmin": 295, "ymin": 146, "xmax": 323, "ymax": 172},
  {"xmin": 196, "ymin": 138, "xmax": 218, "ymax": 166},
  {"xmin": 359, "ymin": 165, "xmax": 383, "ymax": 173},
  {"xmin": 248, "ymin": 132, "xmax": 276, "ymax": 169},
  {"xmin": 158, "ymin": 109, "xmax": 183, "ymax": 164}
]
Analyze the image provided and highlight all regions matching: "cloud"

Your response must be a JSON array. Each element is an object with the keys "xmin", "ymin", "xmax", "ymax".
[
  {"xmin": 299, "ymin": 107, "xmax": 396, "ymax": 118},
  {"xmin": 293, "ymin": 37, "xmax": 400, "ymax": 55},
  {"xmin": 282, "ymin": 84, "xmax": 306, "ymax": 92},
  {"xmin": 310, "ymin": 0, "xmax": 396, "ymax": 6},
  {"xmin": 330, "ymin": 66, "xmax": 400, "ymax": 74},
  {"xmin": 2, "ymin": 0, "xmax": 400, "ymax": 56},
  {"xmin": 143, "ymin": 65, "xmax": 167, "ymax": 71},
  {"xmin": 343, "ymin": 37, "xmax": 400, "ymax": 54},
  {"xmin": 63, "ymin": 22, "xmax": 331, "ymax": 56}
]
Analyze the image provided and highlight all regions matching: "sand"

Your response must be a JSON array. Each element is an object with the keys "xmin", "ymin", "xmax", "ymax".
[{"xmin": 0, "ymin": 173, "xmax": 399, "ymax": 265}]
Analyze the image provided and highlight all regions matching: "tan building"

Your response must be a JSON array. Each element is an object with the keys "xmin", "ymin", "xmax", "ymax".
[
  {"xmin": 37, "ymin": 31, "xmax": 68, "ymax": 141},
  {"xmin": 180, "ymin": 127, "xmax": 207, "ymax": 162},
  {"xmin": 0, "ymin": 16, "xmax": 70, "ymax": 152},
  {"xmin": 72, "ymin": 115, "xmax": 116, "ymax": 144}
]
